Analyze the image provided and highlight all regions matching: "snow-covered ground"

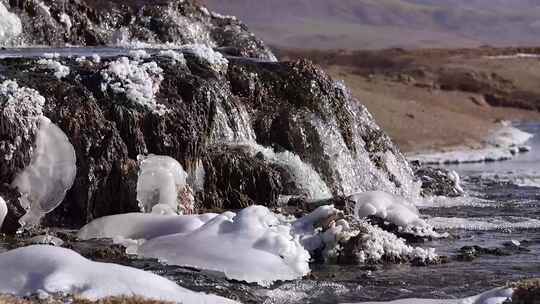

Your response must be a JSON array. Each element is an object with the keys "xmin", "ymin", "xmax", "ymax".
[
  {"xmin": 0, "ymin": 245, "xmax": 238, "ymax": 303},
  {"xmin": 345, "ymin": 287, "xmax": 513, "ymax": 304},
  {"xmin": 409, "ymin": 123, "xmax": 534, "ymax": 165}
]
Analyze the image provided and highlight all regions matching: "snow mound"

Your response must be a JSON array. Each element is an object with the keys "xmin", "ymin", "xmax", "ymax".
[
  {"xmin": 180, "ymin": 44, "xmax": 228, "ymax": 73},
  {"xmin": 78, "ymin": 213, "xmax": 218, "ymax": 242},
  {"xmin": 101, "ymin": 57, "xmax": 167, "ymax": 114},
  {"xmin": 37, "ymin": 59, "xmax": 70, "ymax": 79},
  {"xmin": 346, "ymin": 286, "xmax": 513, "ymax": 304},
  {"xmin": 0, "ymin": 245, "xmax": 238, "ymax": 303},
  {"xmin": 0, "ymin": 3, "xmax": 22, "ymax": 45},
  {"xmin": 486, "ymin": 123, "xmax": 533, "ymax": 147},
  {"xmin": 11, "ymin": 117, "xmax": 77, "ymax": 228},
  {"xmin": 136, "ymin": 154, "xmax": 192, "ymax": 214},
  {"xmin": 138, "ymin": 206, "xmax": 311, "ymax": 286},
  {"xmin": 0, "ymin": 196, "xmax": 6, "ymax": 230}
]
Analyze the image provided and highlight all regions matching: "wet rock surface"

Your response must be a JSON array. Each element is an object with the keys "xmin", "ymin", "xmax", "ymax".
[
  {"xmin": 414, "ymin": 165, "xmax": 464, "ymax": 197},
  {"xmin": 0, "ymin": 52, "xmax": 417, "ymax": 230}
]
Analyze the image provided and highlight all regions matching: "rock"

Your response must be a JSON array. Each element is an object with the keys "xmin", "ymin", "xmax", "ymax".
[
  {"xmin": 456, "ymin": 245, "xmax": 512, "ymax": 261},
  {"xmin": 4, "ymin": 0, "xmax": 276, "ymax": 61},
  {"xmin": 511, "ymin": 279, "xmax": 540, "ymax": 304},
  {"xmin": 414, "ymin": 166, "xmax": 464, "ymax": 197}
]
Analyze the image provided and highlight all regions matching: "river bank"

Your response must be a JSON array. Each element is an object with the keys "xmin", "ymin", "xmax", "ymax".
[{"xmin": 280, "ymin": 47, "xmax": 540, "ymax": 153}]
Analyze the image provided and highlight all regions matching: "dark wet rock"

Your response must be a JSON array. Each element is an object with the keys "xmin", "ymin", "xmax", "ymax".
[
  {"xmin": 200, "ymin": 146, "xmax": 283, "ymax": 210},
  {"xmin": 5, "ymin": 0, "xmax": 276, "ymax": 61},
  {"xmin": 0, "ymin": 52, "xmax": 417, "ymax": 230},
  {"xmin": 414, "ymin": 166, "xmax": 464, "ymax": 197},
  {"xmin": 456, "ymin": 245, "xmax": 519, "ymax": 261}
]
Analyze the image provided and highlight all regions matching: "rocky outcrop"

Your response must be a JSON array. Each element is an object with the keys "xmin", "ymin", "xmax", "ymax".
[
  {"xmin": 2, "ymin": 0, "xmax": 276, "ymax": 61},
  {"xmin": 0, "ymin": 52, "xmax": 419, "ymax": 231}
]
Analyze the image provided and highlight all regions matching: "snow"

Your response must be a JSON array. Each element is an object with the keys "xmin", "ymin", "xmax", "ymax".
[
  {"xmin": 0, "ymin": 245, "xmax": 238, "ymax": 303},
  {"xmin": 78, "ymin": 212, "xmax": 218, "ymax": 241},
  {"xmin": 409, "ymin": 123, "xmax": 533, "ymax": 165},
  {"xmin": 0, "ymin": 2, "xmax": 22, "ymax": 45},
  {"xmin": 128, "ymin": 49, "xmax": 150, "ymax": 61},
  {"xmin": 136, "ymin": 154, "xmax": 190, "ymax": 214},
  {"xmin": 0, "ymin": 196, "xmax": 6, "ymax": 230},
  {"xmin": 138, "ymin": 206, "xmax": 311, "ymax": 286},
  {"xmin": 351, "ymin": 191, "xmax": 422, "ymax": 228},
  {"xmin": 180, "ymin": 44, "xmax": 228, "ymax": 73},
  {"xmin": 37, "ymin": 59, "xmax": 70, "ymax": 79},
  {"xmin": 158, "ymin": 49, "xmax": 187, "ymax": 65},
  {"xmin": 59, "ymin": 13, "xmax": 72, "ymax": 32},
  {"xmin": 353, "ymin": 220, "xmax": 438, "ymax": 264},
  {"xmin": 486, "ymin": 122, "xmax": 533, "ymax": 147},
  {"xmin": 101, "ymin": 57, "xmax": 167, "ymax": 114},
  {"xmin": 11, "ymin": 117, "xmax": 77, "ymax": 228},
  {"xmin": 345, "ymin": 287, "xmax": 513, "ymax": 304},
  {"xmin": 292, "ymin": 205, "xmax": 352, "ymax": 259}
]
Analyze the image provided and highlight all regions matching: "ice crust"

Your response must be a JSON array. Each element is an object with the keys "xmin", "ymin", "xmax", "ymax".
[
  {"xmin": 136, "ymin": 154, "xmax": 190, "ymax": 214},
  {"xmin": 138, "ymin": 206, "xmax": 311, "ymax": 286},
  {"xmin": 0, "ymin": 245, "xmax": 238, "ymax": 303},
  {"xmin": 347, "ymin": 287, "xmax": 513, "ymax": 304},
  {"xmin": 0, "ymin": 196, "xmax": 6, "ymax": 230},
  {"xmin": 0, "ymin": 3, "xmax": 22, "ymax": 45},
  {"xmin": 351, "ymin": 191, "xmax": 423, "ymax": 228},
  {"xmin": 180, "ymin": 44, "xmax": 228, "ymax": 73},
  {"xmin": 11, "ymin": 117, "xmax": 77, "ymax": 228}
]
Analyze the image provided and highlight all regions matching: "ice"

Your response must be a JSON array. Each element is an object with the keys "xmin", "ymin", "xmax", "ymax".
[
  {"xmin": 0, "ymin": 2, "xmax": 22, "ymax": 45},
  {"xmin": 11, "ymin": 117, "xmax": 77, "ymax": 228},
  {"xmin": 78, "ymin": 212, "xmax": 218, "ymax": 241},
  {"xmin": 138, "ymin": 206, "xmax": 311, "ymax": 286},
  {"xmin": 37, "ymin": 59, "xmax": 70, "ymax": 79},
  {"xmin": 136, "ymin": 154, "xmax": 191, "ymax": 214},
  {"xmin": 101, "ymin": 57, "xmax": 167, "ymax": 114},
  {"xmin": 350, "ymin": 191, "xmax": 422, "ymax": 228},
  {"xmin": 0, "ymin": 196, "xmax": 6, "ymax": 230},
  {"xmin": 180, "ymin": 44, "xmax": 228, "ymax": 73},
  {"xmin": 0, "ymin": 245, "xmax": 238, "ymax": 303},
  {"xmin": 346, "ymin": 287, "xmax": 513, "ymax": 304},
  {"xmin": 128, "ymin": 49, "xmax": 150, "ymax": 60}
]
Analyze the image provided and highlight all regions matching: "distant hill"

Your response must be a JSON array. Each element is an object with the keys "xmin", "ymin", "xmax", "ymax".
[{"xmin": 201, "ymin": 0, "xmax": 540, "ymax": 49}]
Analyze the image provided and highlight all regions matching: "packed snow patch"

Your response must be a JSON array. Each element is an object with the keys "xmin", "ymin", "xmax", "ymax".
[
  {"xmin": 0, "ymin": 2, "xmax": 22, "ymax": 45},
  {"xmin": 136, "ymin": 155, "xmax": 192, "ymax": 214},
  {"xmin": 346, "ymin": 286, "xmax": 513, "ymax": 304},
  {"xmin": 0, "ymin": 245, "xmax": 238, "ymax": 303},
  {"xmin": 11, "ymin": 117, "xmax": 77, "ymax": 228},
  {"xmin": 78, "ymin": 213, "xmax": 218, "ymax": 242},
  {"xmin": 101, "ymin": 57, "xmax": 167, "ymax": 114},
  {"xmin": 138, "ymin": 206, "xmax": 311, "ymax": 286},
  {"xmin": 0, "ymin": 196, "xmax": 6, "ymax": 230},
  {"xmin": 37, "ymin": 59, "xmax": 70, "ymax": 79},
  {"xmin": 486, "ymin": 122, "xmax": 533, "ymax": 147}
]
